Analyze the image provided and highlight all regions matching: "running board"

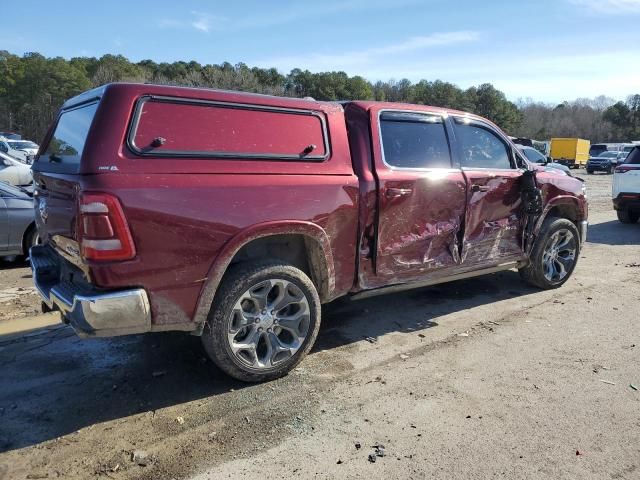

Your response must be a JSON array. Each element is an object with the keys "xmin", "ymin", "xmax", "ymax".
[{"xmin": 350, "ymin": 262, "xmax": 523, "ymax": 301}]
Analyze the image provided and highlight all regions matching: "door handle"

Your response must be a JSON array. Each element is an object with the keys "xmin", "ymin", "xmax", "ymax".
[
  {"xmin": 471, "ymin": 184, "xmax": 490, "ymax": 192},
  {"xmin": 386, "ymin": 187, "xmax": 413, "ymax": 198}
]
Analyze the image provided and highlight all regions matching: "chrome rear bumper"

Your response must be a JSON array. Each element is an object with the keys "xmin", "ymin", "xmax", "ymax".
[{"xmin": 30, "ymin": 245, "xmax": 151, "ymax": 337}]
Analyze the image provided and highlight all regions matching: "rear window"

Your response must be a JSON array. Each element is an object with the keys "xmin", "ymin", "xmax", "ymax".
[
  {"xmin": 40, "ymin": 102, "xmax": 98, "ymax": 167},
  {"xmin": 129, "ymin": 97, "xmax": 328, "ymax": 160},
  {"xmin": 380, "ymin": 112, "xmax": 451, "ymax": 169},
  {"xmin": 625, "ymin": 147, "xmax": 640, "ymax": 164}
]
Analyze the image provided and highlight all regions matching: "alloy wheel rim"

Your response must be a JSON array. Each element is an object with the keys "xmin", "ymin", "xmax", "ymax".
[
  {"xmin": 542, "ymin": 229, "xmax": 577, "ymax": 282},
  {"xmin": 227, "ymin": 279, "xmax": 310, "ymax": 369}
]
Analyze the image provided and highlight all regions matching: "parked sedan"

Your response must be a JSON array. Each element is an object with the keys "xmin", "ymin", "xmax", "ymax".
[
  {"xmin": 0, "ymin": 181, "xmax": 38, "ymax": 257},
  {"xmin": 0, "ymin": 152, "xmax": 32, "ymax": 185}
]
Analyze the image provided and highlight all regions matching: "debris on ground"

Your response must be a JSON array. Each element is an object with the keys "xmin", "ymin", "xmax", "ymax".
[
  {"xmin": 599, "ymin": 379, "xmax": 616, "ymax": 385},
  {"xmin": 372, "ymin": 443, "xmax": 386, "ymax": 457},
  {"xmin": 576, "ymin": 450, "xmax": 582, "ymax": 456},
  {"xmin": 364, "ymin": 336, "xmax": 377, "ymax": 344},
  {"xmin": 131, "ymin": 450, "xmax": 151, "ymax": 466},
  {"xmin": 368, "ymin": 453, "xmax": 377, "ymax": 463},
  {"xmin": 355, "ymin": 441, "xmax": 361, "ymax": 450},
  {"xmin": 630, "ymin": 384, "xmax": 638, "ymax": 391},
  {"xmin": 624, "ymin": 262, "xmax": 640, "ymax": 268},
  {"xmin": 457, "ymin": 332, "xmax": 469, "ymax": 337},
  {"xmin": 399, "ymin": 354, "xmax": 409, "ymax": 360},
  {"xmin": 175, "ymin": 416, "xmax": 185, "ymax": 425}
]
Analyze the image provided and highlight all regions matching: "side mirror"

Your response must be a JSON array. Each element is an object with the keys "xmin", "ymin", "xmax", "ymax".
[{"xmin": 546, "ymin": 156, "xmax": 553, "ymax": 164}]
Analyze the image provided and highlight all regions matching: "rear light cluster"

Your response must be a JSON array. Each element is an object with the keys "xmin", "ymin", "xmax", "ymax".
[{"xmin": 79, "ymin": 192, "xmax": 136, "ymax": 261}]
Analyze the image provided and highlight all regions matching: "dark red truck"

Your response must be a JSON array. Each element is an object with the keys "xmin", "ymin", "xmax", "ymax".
[{"xmin": 30, "ymin": 83, "xmax": 588, "ymax": 381}]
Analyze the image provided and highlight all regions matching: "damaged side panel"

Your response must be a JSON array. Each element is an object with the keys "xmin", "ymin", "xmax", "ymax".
[{"xmin": 363, "ymin": 170, "xmax": 467, "ymax": 289}]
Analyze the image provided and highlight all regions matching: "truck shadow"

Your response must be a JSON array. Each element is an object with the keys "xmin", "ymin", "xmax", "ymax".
[
  {"xmin": 0, "ymin": 270, "xmax": 536, "ymax": 453},
  {"xmin": 587, "ymin": 220, "xmax": 640, "ymax": 246}
]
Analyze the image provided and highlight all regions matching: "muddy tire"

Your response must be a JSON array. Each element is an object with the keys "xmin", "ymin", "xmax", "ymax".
[
  {"xmin": 202, "ymin": 260, "xmax": 321, "ymax": 382},
  {"xmin": 519, "ymin": 217, "xmax": 580, "ymax": 289},
  {"xmin": 617, "ymin": 209, "xmax": 639, "ymax": 224}
]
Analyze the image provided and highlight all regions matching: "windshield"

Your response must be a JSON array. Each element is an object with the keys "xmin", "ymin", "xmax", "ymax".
[
  {"xmin": 8, "ymin": 140, "xmax": 38, "ymax": 150},
  {"xmin": 625, "ymin": 148, "xmax": 640, "ymax": 164},
  {"xmin": 599, "ymin": 151, "xmax": 617, "ymax": 158}
]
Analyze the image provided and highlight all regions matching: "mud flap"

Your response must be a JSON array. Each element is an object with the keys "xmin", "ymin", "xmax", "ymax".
[{"xmin": 520, "ymin": 169, "xmax": 543, "ymax": 253}]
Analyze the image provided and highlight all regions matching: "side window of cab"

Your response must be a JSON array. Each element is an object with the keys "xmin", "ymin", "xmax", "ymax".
[{"xmin": 453, "ymin": 119, "xmax": 513, "ymax": 169}]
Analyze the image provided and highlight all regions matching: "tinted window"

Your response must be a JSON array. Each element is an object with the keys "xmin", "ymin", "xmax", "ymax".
[
  {"xmin": 625, "ymin": 147, "xmax": 640, "ymax": 164},
  {"xmin": 380, "ymin": 112, "xmax": 451, "ymax": 169},
  {"xmin": 454, "ymin": 121, "xmax": 512, "ymax": 169},
  {"xmin": 131, "ymin": 98, "xmax": 327, "ymax": 160},
  {"xmin": 41, "ymin": 102, "xmax": 99, "ymax": 166},
  {"xmin": 522, "ymin": 148, "xmax": 545, "ymax": 163}
]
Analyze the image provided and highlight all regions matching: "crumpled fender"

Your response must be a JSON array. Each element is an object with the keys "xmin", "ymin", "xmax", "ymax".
[
  {"xmin": 191, "ymin": 220, "xmax": 335, "ymax": 331},
  {"xmin": 531, "ymin": 195, "xmax": 583, "ymax": 240}
]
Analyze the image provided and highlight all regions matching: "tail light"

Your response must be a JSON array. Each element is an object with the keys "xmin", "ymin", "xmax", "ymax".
[
  {"xmin": 79, "ymin": 192, "xmax": 136, "ymax": 261},
  {"xmin": 615, "ymin": 165, "xmax": 635, "ymax": 174}
]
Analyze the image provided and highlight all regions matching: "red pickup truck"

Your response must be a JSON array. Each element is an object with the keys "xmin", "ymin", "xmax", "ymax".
[{"xmin": 30, "ymin": 83, "xmax": 588, "ymax": 381}]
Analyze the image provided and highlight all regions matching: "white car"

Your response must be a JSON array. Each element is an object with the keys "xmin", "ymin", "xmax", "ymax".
[
  {"xmin": 613, "ymin": 146, "xmax": 640, "ymax": 223},
  {"xmin": 0, "ymin": 152, "xmax": 32, "ymax": 186},
  {"xmin": 0, "ymin": 137, "xmax": 39, "ymax": 164}
]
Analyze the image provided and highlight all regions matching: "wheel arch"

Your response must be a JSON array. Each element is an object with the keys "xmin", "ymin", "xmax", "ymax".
[
  {"xmin": 192, "ymin": 221, "xmax": 335, "ymax": 333},
  {"xmin": 21, "ymin": 221, "xmax": 38, "ymax": 256}
]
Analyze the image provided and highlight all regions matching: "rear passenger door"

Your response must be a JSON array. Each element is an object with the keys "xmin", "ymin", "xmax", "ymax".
[
  {"xmin": 451, "ymin": 117, "xmax": 525, "ymax": 264},
  {"xmin": 368, "ymin": 110, "xmax": 467, "ymax": 288}
]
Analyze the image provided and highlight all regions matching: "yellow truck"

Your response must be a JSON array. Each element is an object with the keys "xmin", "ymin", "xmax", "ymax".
[{"xmin": 549, "ymin": 138, "xmax": 590, "ymax": 168}]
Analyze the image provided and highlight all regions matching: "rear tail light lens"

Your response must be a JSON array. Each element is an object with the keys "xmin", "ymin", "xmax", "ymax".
[
  {"xmin": 615, "ymin": 165, "xmax": 635, "ymax": 173},
  {"xmin": 79, "ymin": 192, "xmax": 136, "ymax": 261}
]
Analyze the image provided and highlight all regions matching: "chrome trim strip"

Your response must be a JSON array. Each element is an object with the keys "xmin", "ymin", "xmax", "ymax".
[
  {"xmin": 351, "ymin": 262, "xmax": 522, "ymax": 300},
  {"xmin": 579, "ymin": 220, "xmax": 588, "ymax": 245}
]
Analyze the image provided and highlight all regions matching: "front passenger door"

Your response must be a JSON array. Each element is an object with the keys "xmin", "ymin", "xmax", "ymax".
[{"xmin": 452, "ymin": 117, "xmax": 525, "ymax": 265}]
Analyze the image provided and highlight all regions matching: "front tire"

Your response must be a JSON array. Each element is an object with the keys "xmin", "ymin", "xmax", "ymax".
[
  {"xmin": 617, "ymin": 209, "xmax": 639, "ymax": 224},
  {"xmin": 519, "ymin": 217, "xmax": 580, "ymax": 289},
  {"xmin": 202, "ymin": 261, "xmax": 321, "ymax": 382}
]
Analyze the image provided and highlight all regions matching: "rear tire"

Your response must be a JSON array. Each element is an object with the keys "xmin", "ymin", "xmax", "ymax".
[
  {"xmin": 586, "ymin": 169, "xmax": 593, "ymax": 174},
  {"xmin": 202, "ymin": 260, "xmax": 321, "ymax": 382},
  {"xmin": 519, "ymin": 217, "xmax": 580, "ymax": 289},
  {"xmin": 617, "ymin": 209, "xmax": 639, "ymax": 224}
]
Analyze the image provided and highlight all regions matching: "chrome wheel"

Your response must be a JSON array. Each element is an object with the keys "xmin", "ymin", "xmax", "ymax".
[
  {"xmin": 227, "ymin": 279, "xmax": 311, "ymax": 369},
  {"xmin": 542, "ymin": 229, "xmax": 577, "ymax": 282}
]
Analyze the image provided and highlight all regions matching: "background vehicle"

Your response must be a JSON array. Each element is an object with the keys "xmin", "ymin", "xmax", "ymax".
[
  {"xmin": 550, "ymin": 138, "xmax": 590, "ymax": 168},
  {"xmin": 0, "ymin": 137, "xmax": 39, "ymax": 163},
  {"xmin": 0, "ymin": 131, "xmax": 22, "ymax": 140},
  {"xmin": 0, "ymin": 181, "xmax": 38, "ymax": 257},
  {"xmin": 30, "ymin": 83, "xmax": 588, "ymax": 382},
  {"xmin": 588, "ymin": 143, "xmax": 619, "ymax": 157},
  {"xmin": 613, "ymin": 146, "xmax": 640, "ymax": 223},
  {"xmin": 586, "ymin": 151, "xmax": 617, "ymax": 174},
  {"xmin": 0, "ymin": 152, "xmax": 33, "ymax": 185},
  {"xmin": 516, "ymin": 145, "xmax": 571, "ymax": 174}
]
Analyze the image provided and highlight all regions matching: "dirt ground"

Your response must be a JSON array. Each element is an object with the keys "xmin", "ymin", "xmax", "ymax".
[{"xmin": 0, "ymin": 170, "xmax": 638, "ymax": 480}]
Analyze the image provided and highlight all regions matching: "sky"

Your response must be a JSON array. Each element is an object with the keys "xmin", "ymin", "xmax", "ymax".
[{"xmin": 3, "ymin": 0, "xmax": 640, "ymax": 103}]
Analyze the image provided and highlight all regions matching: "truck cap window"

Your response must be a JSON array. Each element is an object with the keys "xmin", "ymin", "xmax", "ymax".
[
  {"xmin": 130, "ymin": 97, "xmax": 328, "ymax": 160},
  {"xmin": 380, "ymin": 112, "xmax": 451, "ymax": 169},
  {"xmin": 40, "ymin": 102, "xmax": 99, "ymax": 167},
  {"xmin": 453, "ymin": 120, "xmax": 512, "ymax": 169}
]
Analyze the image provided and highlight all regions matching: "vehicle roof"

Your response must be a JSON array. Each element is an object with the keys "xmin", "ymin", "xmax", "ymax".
[{"xmin": 63, "ymin": 83, "xmax": 492, "ymax": 123}]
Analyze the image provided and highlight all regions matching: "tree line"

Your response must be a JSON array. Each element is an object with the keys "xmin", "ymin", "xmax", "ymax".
[{"xmin": 0, "ymin": 51, "xmax": 638, "ymax": 144}]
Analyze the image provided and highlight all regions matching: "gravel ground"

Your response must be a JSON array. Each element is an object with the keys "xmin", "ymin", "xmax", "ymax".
[{"xmin": 0, "ymin": 170, "xmax": 638, "ymax": 480}]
